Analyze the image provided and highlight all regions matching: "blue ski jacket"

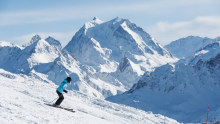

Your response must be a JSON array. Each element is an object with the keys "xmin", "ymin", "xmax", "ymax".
[{"xmin": 57, "ymin": 79, "xmax": 68, "ymax": 93}]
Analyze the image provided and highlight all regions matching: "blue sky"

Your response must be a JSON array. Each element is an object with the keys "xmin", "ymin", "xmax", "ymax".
[{"xmin": 0, "ymin": 0, "xmax": 220, "ymax": 46}]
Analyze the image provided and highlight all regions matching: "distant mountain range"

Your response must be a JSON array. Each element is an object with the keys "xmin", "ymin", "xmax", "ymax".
[
  {"xmin": 0, "ymin": 17, "xmax": 176, "ymax": 98},
  {"xmin": 108, "ymin": 41, "xmax": 220, "ymax": 123},
  {"xmin": 165, "ymin": 36, "xmax": 220, "ymax": 59}
]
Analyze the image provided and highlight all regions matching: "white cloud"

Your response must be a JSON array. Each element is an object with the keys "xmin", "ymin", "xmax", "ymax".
[
  {"xmin": 10, "ymin": 31, "xmax": 76, "ymax": 47},
  {"xmin": 147, "ymin": 16, "xmax": 220, "ymax": 45},
  {"xmin": 0, "ymin": 8, "xmax": 83, "ymax": 26},
  {"xmin": 0, "ymin": 0, "xmax": 219, "ymax": 26},
  {"xmin": 1, "ymin": 0, "xmax": 220, "ymax": 47},
  {"xmin": 9, "ymin": 16, "xmax": 220, "ymax": 48}
]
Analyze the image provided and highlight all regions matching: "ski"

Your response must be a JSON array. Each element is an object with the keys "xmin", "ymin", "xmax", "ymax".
[{"xmin": 45, "ymin": 103, "xmax": 75, "ymax": 113}]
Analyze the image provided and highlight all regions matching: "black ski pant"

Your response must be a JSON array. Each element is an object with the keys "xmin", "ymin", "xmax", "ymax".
[{"xmin": 55, "ymin": 90, "xmax": 64, "ymax": 105}]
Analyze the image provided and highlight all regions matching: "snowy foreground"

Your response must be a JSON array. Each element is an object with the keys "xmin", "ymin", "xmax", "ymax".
[{"xmin": 0, "ymin": 69, "xmax": 178, "ymax": 124}]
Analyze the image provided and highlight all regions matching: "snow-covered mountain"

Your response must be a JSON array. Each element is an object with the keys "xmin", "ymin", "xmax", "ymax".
[
  {"xmin": 0, "ymin": 18, "xmax": 177, "ymax": 98},
  {"xmin": 165, "ymin": 36, "xmax": 220, "ymax": 59},
  {"xmin": 107, "ymin": 41, "xmax": 220, "ymax": 123},
  {"xmin": 0, "ymin": 68, "xmax": 179, "ymax": 124},
  {"xmin": 0, "ymin": 35, "xmax": 61, "ymax": 74},
  {"xmin": 63, "ymin": 17, "xmax": 177, "ymax": 97},
  {"xmin": 0, "ymin": 41, "xmax": 23, "ymax": 71},
  {"xmin": 65, "ymin": 17, "xmax": 175, "ymax": 71}
]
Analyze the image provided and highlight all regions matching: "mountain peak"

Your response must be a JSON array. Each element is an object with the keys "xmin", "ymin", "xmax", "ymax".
[
  {"xmin": 112, "ymin": 17, "xmax": 123, "ymax": 22},
  {"xmin": 30, "ymin": 35, "xmax": 41, "ymax": 43},
  {"xmin": 165, "ymin": 36, "xmax": 214, "ymax": 59},
  {"xmin": 84, "ymin": 17, "xmax": 103, "ymax": 29},
  {"xmin": 24, "ymin": 35, "xmax": 42, "ymax": 47},
  {"xmin": 92, "ymin": 17, "xmax": 103, "ymax": 24},
  {"xmin": 66, "ymin": 17, "xmax": 175, "ymax": 62},
  {"xmin": 45, "ymin": 36, "xmax": 62, "ymax": 48},
  {"xmin": 109, "ymin": 17, "xmax": 130, "ymax": 25},
  {"xmin": 0, "ymin": 41, "xmax": 21, "ymax": 48},
  {"xmin": 92, "ymin": 17, "xmax": 100, "ymax": 21}
]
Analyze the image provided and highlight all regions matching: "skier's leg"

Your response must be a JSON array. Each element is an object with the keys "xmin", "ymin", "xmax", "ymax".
[
  {"xmin": 55, "ymin": 90, "xmax": 64, "ymax": 105},
  {"xmin": 55, "ymin": 95, "xmax": 64, "ymax": 105}
]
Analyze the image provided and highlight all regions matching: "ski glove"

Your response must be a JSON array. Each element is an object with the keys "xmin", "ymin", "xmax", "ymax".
[{"xmin": 64, "ymin": 90, "xmax": 68, "ymax": 93}]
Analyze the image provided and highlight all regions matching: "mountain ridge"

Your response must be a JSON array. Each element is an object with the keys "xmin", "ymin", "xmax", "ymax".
[
  {"xmin": 165, "ymin": 36, "xmax": 219, "ymax": 59},
  {"xmin": 107, "ymin": 41, "xmax": 220, "ymax": 123},
  {"xmin": 0, "ymin": 17, "xmax": 177, "ymax": 98}
]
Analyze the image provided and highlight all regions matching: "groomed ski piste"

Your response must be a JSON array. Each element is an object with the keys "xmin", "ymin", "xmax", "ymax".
[{"xmin": 0, "ymin": 69, "xmax": 179, "ymax": 124}]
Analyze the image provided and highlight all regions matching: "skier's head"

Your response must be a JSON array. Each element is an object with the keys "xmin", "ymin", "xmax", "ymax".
[{"xmin": 66, "ymin": 77, "xmax": 72, "ymax": 83}]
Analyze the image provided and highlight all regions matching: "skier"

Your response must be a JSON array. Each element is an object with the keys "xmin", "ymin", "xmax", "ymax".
[{"xmin": 53, "ymin": 77, "xmax": 72, "ymax": 107}]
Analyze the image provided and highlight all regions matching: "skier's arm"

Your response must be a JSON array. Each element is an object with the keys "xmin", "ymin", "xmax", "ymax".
[{"xmin": 63, "ymin": 90, "xmax": 68, "ymax": 93}]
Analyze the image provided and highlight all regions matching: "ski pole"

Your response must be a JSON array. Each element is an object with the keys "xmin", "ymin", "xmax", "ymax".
[
  {"xmin": 49, "ymin": 96, "xmax": 59, "ymax": 104},
  {"xmin": 206, "ymin": 104, "xmax": 209, "ymax": 124}
]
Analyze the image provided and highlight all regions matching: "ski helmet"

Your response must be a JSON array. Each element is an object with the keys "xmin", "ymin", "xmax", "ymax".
[{"xmin": 66, "ymin": 77, "xmax": 72, "ymax": 83}]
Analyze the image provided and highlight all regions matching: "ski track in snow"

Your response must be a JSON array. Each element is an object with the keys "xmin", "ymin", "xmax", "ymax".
[{"xmin": 0, "ymin": 69, "xmax": 178, "ymax": 124}]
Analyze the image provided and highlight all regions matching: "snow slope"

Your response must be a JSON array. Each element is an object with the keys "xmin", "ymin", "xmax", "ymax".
[
  {"xmin": 0, "ymin": 69, "xmax": 178, "ymax": 124},
  {"xmin": 165, "ymin": 36, "xmax": 220, "ymax": 59},
  {"xmin": 33, "ymin": 50, "xmax": 113, "ymax": 98},
  {"xmin": 0, "ymin": 35, "xmax": 124, "ymax": 98},
  {"xmin": 107, "ymin": 42, "xmax": 220, "ymax": 123}
]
